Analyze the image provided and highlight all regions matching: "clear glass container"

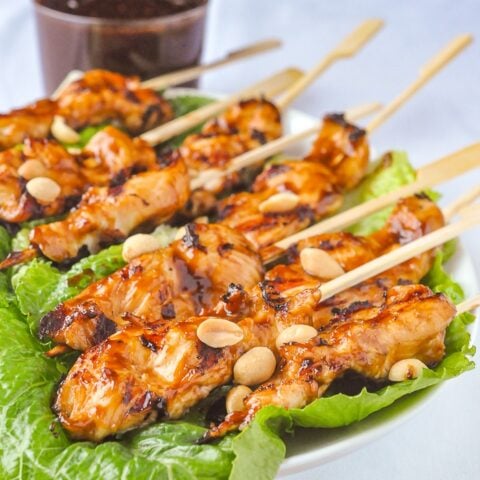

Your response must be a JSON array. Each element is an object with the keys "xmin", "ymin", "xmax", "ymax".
[{"xmin": 33, "ymin": 1, "xmax": 208, "ymax": 94}]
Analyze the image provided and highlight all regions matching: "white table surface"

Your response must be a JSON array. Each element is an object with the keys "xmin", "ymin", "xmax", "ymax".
[{"xmin": 1, "ymin": 1, "xmax": 479, "ymax": 479}]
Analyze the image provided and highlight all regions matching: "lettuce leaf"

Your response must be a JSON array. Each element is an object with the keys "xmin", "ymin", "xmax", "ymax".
[
  {"xmin": 0, "ymin": 151, "xmax": 476, "ymax": 480},
  {"xmin": 347, "ymin": 151, "xmax": 416, "ymax": 235},
  {"xmin": 0, "ymin": 305, "xmax": 234, "ymax": 479},
  {"xmin": 229, "ymin": 248, "xmax": 475, "ymax": 477}
]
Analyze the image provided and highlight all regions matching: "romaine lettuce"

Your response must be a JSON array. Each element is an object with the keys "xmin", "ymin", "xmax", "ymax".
[{"xmin": 0, "ymin": 151, "xmax": 476, "ymax": 480}]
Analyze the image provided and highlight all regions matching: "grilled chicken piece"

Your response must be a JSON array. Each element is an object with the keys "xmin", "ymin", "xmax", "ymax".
[
  {"xmin": 80, "ymin": 126, "xmax": 158, "ymax": 186},
  {"xmin": 56, "ymin": 70, "xmax": 173, "ymax": 134},
  {"xmin": 305, "ymin": 113, "xmax": 370, "ymax": 190},
  {"xmin": 0, "ymin": 99, "xmax": 56, "ymax": 150},
  {"xmin": 217, "ymin": 113, "xmax": 370, "ymax": 257},
  {"xmin": 28, "ymin": 157, "xmax": 189, "ymax": 263},
  {"xmin": 202, "ymin": 98, "xmax": 282, "ymax": 141},
  {"xmin": 54, "ymin": 314, "xmax": 272, "ymax": 441},
  {"xmin": 218, "ymin": 161, "xmax": 343, "ymax": 254},
  {"xmin": 262, "ymin": 194, "xmax": 444, "ymax": 326},
  {"xmin": 210, "ymin": 284, "xmax": 456, "ymax": 437},
  {"xmin": 0, "ymin": 127, "xmax": 158, "ymax": 223},
  {"xmin": 0, "ymin": 139, "xmax": 85, "ymax": 223},
  {"xmin": 40, "ymin": 223, "xmax": 263, "ymax": 351},
  {"xmin": 0, "ymin": 70, "xmax": 173, "ymax": 150},
  {"xmin": 54, "ymin": 197, "xmax": 443, "ymax": 441},
  {"xmin": 178, "ymin": 99, "xmax": 282, "ymax": 217}
]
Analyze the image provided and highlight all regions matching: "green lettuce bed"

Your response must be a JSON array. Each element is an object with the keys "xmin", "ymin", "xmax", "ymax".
[{"xmin": 0, "ymin": 150, "xmax": 476, "ymax": 479}]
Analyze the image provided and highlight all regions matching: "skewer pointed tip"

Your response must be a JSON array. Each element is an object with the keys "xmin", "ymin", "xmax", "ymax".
[{"xmin": 0, "ymin": 248, "xmax": 38, "ymax": 271}]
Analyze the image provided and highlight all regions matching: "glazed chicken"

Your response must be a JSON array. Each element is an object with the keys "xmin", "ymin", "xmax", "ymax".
[
  {"xmin": 21, "ymin": 156, "xmax": 189, "ymax": 265},
  {"xmin": 176, "ymin": 98, "xmax": 282, "ymax": 217},
  {"xmin": 0, "ymin": 110, "xmax": 356, "ymax": 267},
  {"xmin": 0, "ymin": 99, "xmax": 56, "ymax": 151},
  {"xmin": 208, "ymin": 284, "xmax": 456, "ymax": 437},
  {"xmin": 56, "ymin": 70, "xmax": 173, "ymax": 134},
  {"xmin": 0, "ymin": 139, "xmax": 85, "ymax": 223},
  {"xmin": 263, "ymin": 194, "xmax": 444, "ymax": 328},
  {"xmin": 0, "ymin": 69, "xmax": 173, "ymax": 150},
  {"xmin": 40, "ymin": 223, "xmax": 263, "ymax": 351},
  {"xmin": 0, "ymin": 126, "xmax": 158, "ymax": 223},
  {"xmin": 53, "ymin": 195, "xmax": 444, "ymax": 441},
  {"xmin": 217, "ymin": 113, "xmax": 370, "ymax": 258}
]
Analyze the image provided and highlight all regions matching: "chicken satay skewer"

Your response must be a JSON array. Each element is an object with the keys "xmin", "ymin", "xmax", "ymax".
[
  {"xmin": 190, "ymin": 34, "xmax": 473, "ymax": 190},
  {"xmin": 197, "ymin": 37, "xmax": 474, "ymax": 259},
  {"xmin": 189, "ymin": 101, "xmax": 382, "ymax": 190},
  {"xmin": 210, "ymin": 284, "xmax": 478, "ymax": 439},
  {"xmin": 319, "ymin": 203, "xmax": 480, "ymax": 302},
  {"xmin": 0, "ymin": 67, "xmax": 299, "ymax": 225},
  {"xmin": 54, "ymin": 38, "xmax": 283, "ymax": 97},
  {"xmin": 140, "ymin": 19, "xmax": 384, "ymax": 146},
  {"xmin": 272, "ymin": 143, "xmax": 480, "ymax": 256}
]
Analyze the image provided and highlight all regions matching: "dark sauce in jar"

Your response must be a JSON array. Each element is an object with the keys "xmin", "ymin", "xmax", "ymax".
[{"xmin": 34, "ymin": 0, "xmax": 208, "ymax": 93}]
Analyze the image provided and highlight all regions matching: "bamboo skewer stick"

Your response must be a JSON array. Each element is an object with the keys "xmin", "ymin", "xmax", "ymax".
[
  {"xmin": 189, "ymin": 101, "xmax": 382, "ymax": 190},
  {"xmin": 457, "ymin": 294, "xmax": 480, "ymax": 315},
  {"xmin": 443, "ymin": 185, "xmax": 480, "ymax": 221},
  {"xmin": 142, "ymin": 19, "xmax": 383, "ymax": 147},
  {"xmin": 318, "ymin": 204, "xmax": 480, "ymax": 302},
  {"xmin": 141, "ymin": 38, "xmax": 282, "ymax": 90},
  {"xmin": 274, "ymin": 143, "xmax": 480, "ymax": 251},
  {"xmin": 52, "ymin": 39, "xmax": 282, "ymax": 99},
  {"xmin": 139, "ymin": 67, "xmax": 303, "ymax": 145},
  {"xmin": 366, "ymin": 34, "xmax": 473, "ymax": 133},
  {"xmin": 189, "ymin": 33, "xmax": 472, "ymax": 194},
  {"xmin": 276, "ymin": 19, "xmax": 384, "ymax": 110}
]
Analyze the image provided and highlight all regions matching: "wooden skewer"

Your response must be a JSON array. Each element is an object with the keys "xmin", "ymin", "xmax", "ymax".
[
  {"xmin": 141, "ymin": 38, "xmax": 282, "ymax": 90},
  {"xmin": 139, "ymin": 67, "xmax": 302, "ymax": 146},
  {"xmin": 142, "ymin": 19, "xmax": 383, "ymax": 146},
  {"xmin": 457, "ymin": 294, "xmax": 480, "ymax": 315},
  {"xmin": 189, "ymin": 35, "xmax": 472, "ymax": 193},
  {"xmin": 443, "ymin": 185, "xmax": 480, "ymax": 221},
  {"xmin": 366, "ymin": 34, "xmax": 473, "ymax": 133},
  {"xmin": 318, "ymin": 204, "xmax": 480, "ymax": 302},
  {"xmin": 189, "ymin": 101, "xmax": 382, "ymax": 190},
  {"xmin": 274, "ymin": 142, "xmax": 480, "ymax": 251},
  {"xmin": 276, "ymin": 19, "xmax": 384, "ymax": 110},
  {"xmin": 52, "ymin": 39, "xmax": 282, "ymax": 99}
]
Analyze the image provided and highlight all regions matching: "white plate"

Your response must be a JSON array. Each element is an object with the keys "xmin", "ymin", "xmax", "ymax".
[{"xmin": 169, "ymin": 88, "xmax": 479, "ymax": 476}]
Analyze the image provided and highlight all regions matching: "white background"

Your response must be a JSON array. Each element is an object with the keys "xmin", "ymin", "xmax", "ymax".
[{"xmin": 0, "ymin": 1, "xmax": 479, "ymax": 478}]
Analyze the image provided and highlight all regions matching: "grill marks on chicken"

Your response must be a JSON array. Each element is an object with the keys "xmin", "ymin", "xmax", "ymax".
[
  {"xmin": 209, "ymin": 285, "xmax": 455, "ymax": 437},
  {"xmin": 218, "ymin": 113, "xmax": 369, "ymax": 256},
  {"xmin": 0, "ymin": 99, "xmax": 56, "ymax": 151},
  {"xmin": 0, "ymin": 127, "xmax": 158, "ymax": 223},
  {"xmin": 178, "ymin": 99, "xmax": 282, "ymax": 216},
  {"xmin": 56, "ymin": 70, "xmax": 173, "ymax": 134},
  {"xmin": 29, "ymin": 156, "xmax": 190, "ymax": 263},
  {"xmin": 78, "ymin": 126, "xmax": 158, "ymax": 186},
  {"xmin": 0, "ymin": 70, "xmax": 173, "ymax": 150},
  {"xmin": 39, "ymin": 223, "xmax": 263, "ymax": 351},
  {"xmin": 0, "ymin": 139, "xmax": 84, "ymax": 223},
  {"xmin": 53, "ymin": 196, "xmax": 445, "ymax": 441}
]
